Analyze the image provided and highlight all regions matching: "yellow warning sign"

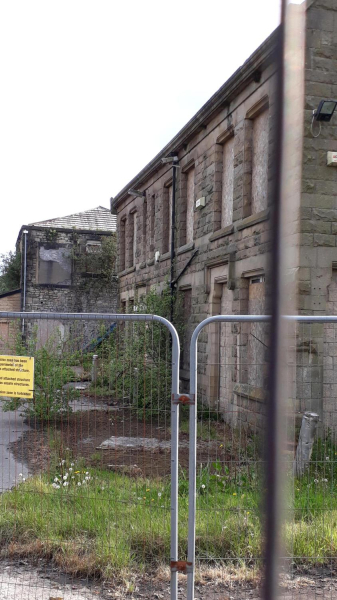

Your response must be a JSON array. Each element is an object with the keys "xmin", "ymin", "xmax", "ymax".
[{"xmin": 0, "ymin": 355, "xmax": 34, "ymax": 399}]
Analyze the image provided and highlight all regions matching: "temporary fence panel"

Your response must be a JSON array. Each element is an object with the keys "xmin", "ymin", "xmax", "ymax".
[
  {"xmin": 0, "ymin": 311, "xmax": 180, "ymax": 600},
  {"xmin": 186, "ymin": 315, "xmax": 337, "ymax": 600}
]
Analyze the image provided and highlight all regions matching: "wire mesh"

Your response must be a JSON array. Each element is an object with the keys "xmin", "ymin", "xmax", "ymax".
[
  {"xmin": 188, "ymin": 316, "xmax": 337, "ymax": 600},
  {"xmin": 0, "ymin": 312, "xmax": 175, "ymax": 599}
]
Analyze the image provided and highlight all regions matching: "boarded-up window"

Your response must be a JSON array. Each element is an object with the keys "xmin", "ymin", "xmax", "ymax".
[
  {"xmin": 120, "ymin": 219, "xmax": 126, "ymax": 271},
  {"xmin": 142, "ymin": 200, "xmax": 147, "ymax": 262},
  {"xmin": 168, "ymin": 185, "xmax": 173, "ymax": 250},
  {"xmin": 181, "ymin": 288, "xmax": 192, "ymax": 371},
  {"xmin": 38, "ymin": 246, "xmax": 72, "ymax": 285},
  {"xmin": 133, "ymin": 212, "xmax": 137, "ymax": 266},
  {"xmin": 128, "ymin": 212, "xmax": 137, "ymax": 268},
  {"xmin": 251, "ymin": 109, "xmax": 269, "ymax": 214},
  {"xmin": 221, "ymin": 137, "xmax": 234, "ymax": 228},
  {"xmin": 248, "ymin": 276, "xmax": 267, "ymax": 389},
  {"xmin": 186, "ymin": 169, "xmax": 195, "ymax": 244},
  {"xmin": 150, "ymin": 195, "xmax": 155, "ymax": 254}
]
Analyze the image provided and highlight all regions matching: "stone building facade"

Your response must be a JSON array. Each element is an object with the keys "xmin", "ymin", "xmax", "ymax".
[
  {"xmin": 15, "ymin": 206, "xmax": 118, "ymax": 348},
  {"xmin": 112, "ymin": 0, "xmax": 337, "ymax": 430}
]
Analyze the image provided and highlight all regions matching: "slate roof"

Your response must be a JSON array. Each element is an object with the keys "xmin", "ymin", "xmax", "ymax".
[{"xmin": 29, "ymin": 206, "xmax": 116, "ymax": 232}]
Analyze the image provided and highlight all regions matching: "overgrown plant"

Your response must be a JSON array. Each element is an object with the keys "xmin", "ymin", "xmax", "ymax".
[
  {"xmin": 91, "ymin": 285, "xmax": 184, "ymax": 416},
  {"xmin": 1, "ymin": 326, "xmax": 79, "ymax": 420}
]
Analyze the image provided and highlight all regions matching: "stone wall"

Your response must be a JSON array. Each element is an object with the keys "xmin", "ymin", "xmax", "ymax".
[
  {"xmin": 113, "ymin": 34, "xmax": 276, "ymax": 428},
  {"xmin": 298, "ymin": 0, "xmax": 337, "ymax": 431},
  {"xmin": 22, "ymin": 226, "xmax": 118, "ymax": 349},
  {"xmin": 112, "ymin": 0, "xmax": 337, "ymax": 431}
]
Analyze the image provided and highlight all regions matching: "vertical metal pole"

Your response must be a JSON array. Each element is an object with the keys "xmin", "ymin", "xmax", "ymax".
[
  {"xmin": 187, "ymin": 328, "xmax": 198, "ymax": 600},
  {"xmin": 168, "ymin": 315, "xmax": 180, "ymax": 600},
  {"xmin": 22, "ymin": 229, "xmax": 28, "ymax": 336}
]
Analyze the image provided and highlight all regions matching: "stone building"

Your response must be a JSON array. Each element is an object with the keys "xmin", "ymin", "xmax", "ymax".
[
  {"xmin": 0, "ymin": 206, "xmax": 118, "ymax": 350},
  {"xmin": 112, "ymin": 0, "xmax": 337, "ymax": 429}
]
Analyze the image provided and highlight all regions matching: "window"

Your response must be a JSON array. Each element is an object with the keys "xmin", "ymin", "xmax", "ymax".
[
  {"xmin": 84, "ymin": 241, "xmax": 103, "ymax": 274},
  {"xmin": 186, "ymin": 168, "xmax": 195, "ymax": 244},
  {"xmin": 129, "ymin": 211, "xmax": 137, "ymax": 267},
  {"xmin": 221, "ymin": 137, "xmax": 234, "ymax": 228},
  {"xmin": 251, "ymin": 108, "xmax": 269, "ymax": 214},
  {"xmin": 180, "ymin": 288, "xmax": 192, "ymax": 371},
  {"xmin": 142, "ymin": 200, "xmax": 147, "ymax": 262},
  {"xmin": 168, "ymin": 184, "xmax": 173, "ymax": 250},
  {"xmin": 162, "ymin": 184, "xmax": 172, "ymax": 254},
  {"xmin": 150, "ymin": 195, "xmax": 155, "ymax": 254},
  {"xmin": 120, "ymin": 218, "xmax": 126, "ymax": 271},
  {"xmin": 86, "ymin": 241, "xmax": 101, "ymax": 254},
  {"xmin": 37, "ymin": 245, "xmax": 72, "ymax": 285},
  {"xmin": 248, "ymin": 274, "xmax": 267, "ymax": 389}
]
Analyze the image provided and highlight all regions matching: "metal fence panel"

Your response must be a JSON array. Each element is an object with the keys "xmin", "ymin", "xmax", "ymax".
[
  {"xmin": 0, "ymin": 311, "xmax": 180, "ymax": 600},
  {"xmin": 187, "ymin": 315, "xmax": 337, "ymax": 600}
]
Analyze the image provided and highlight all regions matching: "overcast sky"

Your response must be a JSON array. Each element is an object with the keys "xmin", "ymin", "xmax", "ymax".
[{"xmin": 0, "ymin": 0, "xmax": 284, "ymax": 255}]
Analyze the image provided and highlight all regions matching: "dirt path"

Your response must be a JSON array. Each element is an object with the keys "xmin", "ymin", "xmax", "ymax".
[
  {"xmin": 0, "ymin": 561, "xmax": 104, "ymax": 599},
  {"xmin": 1, "ymin": 561, "xmax": 337, "ymax": 600}
]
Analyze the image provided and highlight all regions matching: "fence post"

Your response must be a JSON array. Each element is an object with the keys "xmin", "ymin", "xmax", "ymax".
[
  {"xmin": 293, "ymin": 412, "xmax": 319, "ymax": 477},
  {"xmin": 91, "ymin": 354, "xmax": 98, "ymax": 384}
]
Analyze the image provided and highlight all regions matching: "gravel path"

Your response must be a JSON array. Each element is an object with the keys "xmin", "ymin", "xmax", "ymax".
[
  {"xmin": 2, "ymin": 561, "xmax": 337, "ymax": 600},
  {"xmin": 0, "ymin": 562, "xmax": 104, "ymax": 600}
]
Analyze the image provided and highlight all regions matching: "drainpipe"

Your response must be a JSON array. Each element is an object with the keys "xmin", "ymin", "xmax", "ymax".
[{"xmin": 21, "ymin": 229, "xmax": 28, "ymax": 336}]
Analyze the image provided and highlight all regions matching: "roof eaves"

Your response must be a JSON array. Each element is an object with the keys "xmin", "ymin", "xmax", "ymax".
[{"xmin": 112, "ymin": 28, "xmax": 279, "ymax": 210}]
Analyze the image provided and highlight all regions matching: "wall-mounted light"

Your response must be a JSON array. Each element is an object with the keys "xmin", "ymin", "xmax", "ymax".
[
  {"xmin": 313, "ymin": 100, "xmax": 337, "ymax": 122},
  {"xmin": 128, "ymin": 189, "xmax": 146, "ymax": 198},
  {"xmin": 161, "ymin": 155, "xmax": 179, "ymax": 165},
  {"xmin": 311, "ymin": 99, "xmax": 337, "ymax": 138}
]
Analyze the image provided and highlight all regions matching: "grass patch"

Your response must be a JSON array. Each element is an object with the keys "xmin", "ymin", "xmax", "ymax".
[{"xmin": 1, "ymin": 452, "xmax": 337, "ymax": 580}]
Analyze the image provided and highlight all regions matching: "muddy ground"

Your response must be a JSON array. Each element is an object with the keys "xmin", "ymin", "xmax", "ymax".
[{"xmin": 9, "ymin": 402, "xmax": 253, "ymax": 478}]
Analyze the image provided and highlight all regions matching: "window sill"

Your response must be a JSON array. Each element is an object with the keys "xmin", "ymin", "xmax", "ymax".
[
  {"xmin": 209, "ymin": 225, "xmax": 234, "ymax": 242},
  {"xmin": 177, "ymin": 241, "xmax": 194, "ymax": 255},
  {"xmin": 236, "ymin": 209, "xmax": 269, "ymax": 232},
  {"xmin": 159, "ymin": 251, "xmax": 171, "ymax": 262},
  {"xmin": 233, "ymin": 383, "xmax": 266, "ymax": 403},
  {"xmin": 36, "ymin": 283, "xmax": 71, "ymax": 288},
  {"xmin": 119, "ymin": 265, "xmax": 136, "ymax": 276}
]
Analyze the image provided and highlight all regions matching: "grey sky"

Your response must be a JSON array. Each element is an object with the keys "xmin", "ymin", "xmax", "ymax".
[{"xmin": 0, "ymin": 0, "xmax": 281, "ymax": 255}]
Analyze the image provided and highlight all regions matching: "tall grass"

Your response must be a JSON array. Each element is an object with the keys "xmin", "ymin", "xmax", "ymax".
[{"xmin": 1, "ymin": 457, "xmax": 337, "ymax": 579}]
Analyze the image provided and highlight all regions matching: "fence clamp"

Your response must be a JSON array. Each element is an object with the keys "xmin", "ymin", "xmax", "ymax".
[
  {"xmin": 170, "ymin": 560, "xmax": 193, "ymax": 574},
  {"xmin": 172, "ymin": 393, "xmax": 195, "ymax": 406}
]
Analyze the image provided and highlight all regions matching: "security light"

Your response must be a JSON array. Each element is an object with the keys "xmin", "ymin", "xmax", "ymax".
[
  {"xmin": 313, "ymin": 100, "xmax": 337, "ymax": 122},
  {"xmin": 128, "ymin": 189, "xmax": 145, "ymax": 198},
  {"xmin": 161, "ymin": 155, "xmax": 179, "ymax": 164}
]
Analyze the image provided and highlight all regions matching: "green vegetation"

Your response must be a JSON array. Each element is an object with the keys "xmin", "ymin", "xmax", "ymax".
[
  {"xmin": 89, "ymin": 285, "xmax": 184, "ymax": 416},
  {"xmin": 1, "ymin": 327, "xmax": 79, "ymax": 420},
  {"xmin": 0, "ymin": 250, "xmax": 21, "ymax": 293},
  {"xmin": 1, "ymin": 448, "xmax": 337, "ymax": 579}
]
